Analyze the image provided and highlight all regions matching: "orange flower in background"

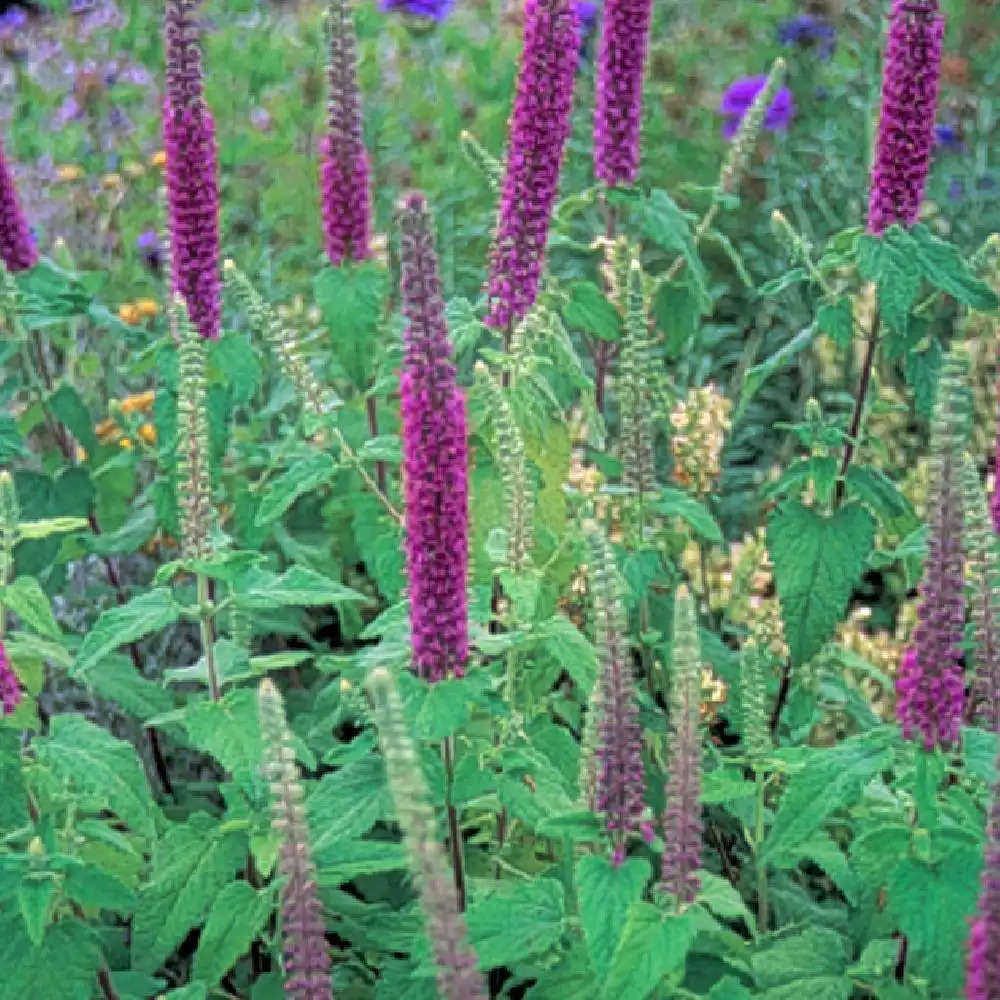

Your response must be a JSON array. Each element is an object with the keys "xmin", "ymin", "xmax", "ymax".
[
  {"xmin": 135, "ymin": 298, "xmax": 159, "ymax": 319},
  {"xmin": 118, "ymin": 391, "xmax": 156, "ymax": 416},
  {"xmin": 150, "ymin": 150, "xmax": 167, "ymax": 168},
  {"xmin": 118, "ymin": 303, "xmax": 141, "ymax": 325}
]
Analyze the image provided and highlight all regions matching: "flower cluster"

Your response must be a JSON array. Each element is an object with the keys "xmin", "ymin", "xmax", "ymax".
[
  {"xmin": 777, "ymin": 14, "xmax": 836, "ymax": 60},
  {"xmin": 594, "ymin": 0, "xmax": 653, "ymax": 186},
  {"xmin": 0, "ymin": 137, "xmax": 38, "ymax": 273},
  {"xmin": 965, "ymin": 770, "xmax": 1000, "ymax": 999},
  {"xmin": 0, "ymin": 641, "xmax": 20, "ymax": 717},
  {"xmin": 867, "ymin": 0, "xmax": 945, "ymax": 235},
  {"xmin": 669, "ymin": 383, "xmax": 732, "ymax": 498},
  {"xmin": 399, "ymin": 193, "xmax": 469, "ymax": 681},
  {"xmin": 163, "ymin": 0, "xmax": 221, "ymax": 339},
  {"xmin": 320, "ymin": 0, "xmax": 371, "ymax": 265},
  {"xmin": 618, "ymin": 259, "xmax": 655, "ymax": 495},
  {"xmin": 259, "ymin": 679, "xmax": 334, "ymax": 1000},
  {"xmin": 485, "ymin": 0, "xmax": 579, "ymax": 330}
]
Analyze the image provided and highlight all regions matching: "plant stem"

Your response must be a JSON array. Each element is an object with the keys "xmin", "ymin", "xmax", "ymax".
[
  {"xmin": 660, "ymin": 201, "xmax": 721, "ymax": 287},
  {"xmin": 197, "ymin": 573, "xmax": 221, "ymax": 702},
  {"xmin": 441, "ymin": 735, "xmax": 467, "ymax": 911},
  {"xmin": 330, "ymin": 426, "xmax": 402, "ymax": 524},
  {"xmin": 754, "ymin": 767, "xmax": 769, "ymax": 934},
  {"xmin": 365, "ymin": 391, "xmax": 388, "ymax": 495}
]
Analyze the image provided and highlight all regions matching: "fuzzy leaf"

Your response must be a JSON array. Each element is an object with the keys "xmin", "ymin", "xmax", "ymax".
[
  {"xmin": 768, "ymin": 500, "xmax": 874, "ymax": 667},
  {"xmin": 817, "ymin": 297, "xmax": 854, "ymax": 348},
  {"xmin": 858, "ymin": 228, "xmax": 921, "ymax": 333},
  {"xmin": 309, "ymin": 755, "xmax": 390, "ymax": 859},
  {"xmin": 577, "ymin": 854, "xmax": 650, "ymax": 984},
  {"xmin": 739, "ymin": 321, "xmax": 819, "ymax": 417},
  {"xmin": 0, "ymin": 915, "xmax": 101, "ymax": 1000},
  {"xmin": 563, "ymin": 281, "xmax": 621, "ymax": 342},
  {"xmin": 655, "ymin": 488, "xmax": 723, "ymax": 543},
  {"xmin": 192, "ymin": 880, "xmax": 273, "ymax": 984},
  {"xmin": 132, "ymin": 814, "xmax": 249, "ymax": 972},
  {"xmin": 185, "ymin": 688, "xmax": 264, "ymax": 785},
  {"xmin": 38, "ymin": 715, "xmax": 156, "ymax": 838},
  {"xmin": 751, "ymin": 926, "xmax": 851, "ymax": 999},
  {"xmin": 1, "ymin": 577, "xmax": 60, "ymax": 639},
  {"xmin": 82, "ymin": 653, "xmax": 174, "ymax": 722},
  {"xmin": 601, "ymin": 903, "xmax": 695, "ymax": 1000},
  {"xmin": 467, "ymin": 878, "xmax": 565, "ymax": 970},
  {"xmin": 63, "ymin": 863, "xmax": 137, "ymax": 914},
  {"xmin": 254, "ymin": 452, "xmax": 335, "ymax": 526},
  {"xmin": 235, "ymin": 565, "xmax": 366, "ymax": 608},
  {"xmin": 0, "ymin": 730, "xmax": 28, "ymax": 828},
  {"xmin": 910, "ymin": 224, "xmax": 1000, "ymax": 311}
]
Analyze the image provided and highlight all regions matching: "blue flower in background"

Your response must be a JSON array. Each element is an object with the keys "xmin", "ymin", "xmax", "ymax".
[
  {"xmin": 934, "ymin": 123, "xmax": 964, "ymax": 153},
  {"xmin": 379, "ymin": 0, "xmax": 454, "ymax": 22},
  {"xmin": 576, "ymin": 0, "xmax": 598, "ymax": 35},
  {"xmin": 720, "ymin": 76, "xmax": 795, "ymax": 140},
  {"xmin": 777, "ymin": 14, "xmax": 836, "ymax": 60}
]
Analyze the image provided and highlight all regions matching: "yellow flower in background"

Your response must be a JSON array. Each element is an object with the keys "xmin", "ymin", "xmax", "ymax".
[
  {"xmin": 117, "ymin": 391, "xmax": 156, "ymax": 415},
  {"xmin": 123, "ymin": 161, "xmax": 145, "ymax": 180},
  {"xmin": 137, "ymin": 423, "xmax": 157, "ymax": 446},
  {"xmin": 100, "ymin": 173, "xmax": 123, "ymax": 190},
  {"xmin": 118, "ymin": 303, "xmax": 141, "ymax": 325},
  {"xmin": 56, "ymin": 165, "xmax": 84, "ymax": 183},
  {"xmin": 150, "ymin": 151, "xmax": 167, "ymax": 168},
  {"xmin": 135, "ymin": 298, "xmax": 159, "ymax": 319}
]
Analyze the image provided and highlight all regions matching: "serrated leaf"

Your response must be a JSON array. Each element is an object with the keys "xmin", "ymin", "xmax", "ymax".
[
  {"xmin": 81, "ymin": 653, "xmax": 174, "ymax": 722},
  {"xmin": 192, "ymin": 880, "xmax": 273, "ymax": 984},
  {"xmin": 738, "ymin": 321, "xmax": 819, "ymax": 417},
  {"xmin": 0, "ymin": 915, "xmax": 101, "ymax": 1000},
  {"xmin": 886, "ymin": 847, "xmax": 981, "ymax": 994},
  {"xmin": 414, "ymin": 677, "xmax": 473, "ymax": 741},
  {"xmin": 751, "ymin": 926, "xmax": 849, "ymax": 992},
  {"xmin": 563, "ymin": 281, "xmax": 621, "ymax": 342},
  {"xmin": 601, "ymin": 903, "xmax": 695, "ymax": 1000},
  {"xmin": 904, "ymin": 337, "xmax": 942, "ymax": 421},
  {"xmin": 536, "ymin": 810, "xmax": 604, "ymax": 842},
  {"xmin": 963, "ymin": 726, "xmax": 1000, "ymax": 783},
  {"xmin": 212, "ymin": 332, "xmax": 262, "ymax": 407},
  {"xmin": 357, "ymin": 434, "xmax": 402, "ymax": 464},
  {"xmin": 48, "ymin": 384, "xmax": 97, "ymax": 456},
  {"xmin": 758, "ymin": 268, "xmax": 808, "ymax": 298},
  {"xmin": 654, "ymin": 487, "xmax": 723, "ymax": 543},
  {"xmin": 37, "ymin": 715, "xmax": 156, "ymax": 838},
  {"xmin": 532, "ymin": 614, "xmax": 597, "ymax": 692},
  {"xmin": 761, "ymin": 729, "xmax": 894, "ymax": 862},
  {"xmin": 72, "ymin": 588, "xmax": 181, "ymax": 679},
  {"xmin": 768, "ymin": 500, "xmax": 874, "ymax": 667},
  {"xmin": 157, "ymin": 985, "xmax": 208, "ymax": 1000},
  {"xmin": 818, "ymin": 297, "xmax": 854, "ymax": 348},
  {"xmin": 697, "ymin": 870, "xmax": 757, "ymax": 932},
  {"xmin": 0, "ymin": 730, "xmax": 28, "ymax": 828},
  {"xmin": 133, "ymin": 814, "xmax": 249, "ymax": 972},
  {"xmin": 309, "ymin": 755, "xmax": 389, "ymax": 859},
  {"xmin": 235, "ymin": 564, "xmax": 366, "ymax": 608},
  {"xmin": 316, "ymin": 838, "xmax": 409, "ymax": 884},
  {"xmin": 18, "ymin": 876, "xmax": 55, "ymax": 944},
  {"xmin": 185, "ymin": 688, "xmax": 264, "ymax": 784},
  {"xmin": 1, "ymin": 577, "xmax": 59, "ymax": 639},
  {"xmin": 910, "ymin": 224, "xmax": 999, "ymax": 312},
  {"xmin": 467, "ymin": 878, "xmax": 565, "ymax": 970},
  {"xmin": 845, "ymin": 466, "xmax": 911, "ymax": 521},
  {"xmin": 87, "ymin": 505, "xmax": 157, "ymax": 557},
  {"xmin": 863, "ymin": 228, "xmax": 921, "ymax": 333},
  {"xmin": 254, "ymin": 452, "xmax": 335, "ymax": 526},
  {"xmin": 577, "ymin": 854, "xmax": 650, "ymax": 984},
  {"xmin": 63, "ymin": 863, "xmax": 137, "ymax": 914}
]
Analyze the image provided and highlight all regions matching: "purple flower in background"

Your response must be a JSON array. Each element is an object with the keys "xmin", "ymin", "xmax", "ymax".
[
  {"xmin": 486, "ymin": 0, "xmax": 580, "ymax": 330},
  {"xmin": 0, "ymin": 641, "xmax": 21, "ymax": 717},
  {"xmin": 867, "ymin": 0, "xmax": 944, "ymax": 235},
  {"xmin": 935, "ymin": 122, "xmax": 963, "ymax": 152},
  {"xmin": 379, "ymin": 0, "xmax": 453, "ymax": 21},
  {"xmin": 320, "ymin": 0, "xmax": 371, "ymax": 265},
  {"xmin": 965, "ymin": 773, "xmax": 1000, "ymax": 1000},
  {"xmin": 777, "ymin": 14, "xmax": 836, "ymax": 59},
  {"xmin": 594, "ymin": 0, "xmax": 654, "ymax": 185},
  {"xmin": 398, "ymin": 193, "xmax": 469, "ymax": 682},
  {"xmin": 576, "ymin": 0, "xmax": 598, "ymax": 35},
  {"xmin": 250, "ymin": 107, "xmax": 272, "ymax": 132},
  {"xmin": 0, "ymin": 9, "xmax": 27, "ymax": 38},
  {"xmin": 0, "ymin": 136, "xmax": 39, "ymax": 273},
  {"xmin": 719, "ymin": 75, "xmax": 795, "ymax": 139},
  {"xmin": 163, "ymin": 0, "xmax": 221, "ymax": 340}
]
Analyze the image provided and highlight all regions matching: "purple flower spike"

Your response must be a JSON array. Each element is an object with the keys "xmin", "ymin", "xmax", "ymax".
[
  {"xmin": 320, "ymin": 0, "xmax": 371, "ymax": 266},
  {"xmin": 0, "ymin": 641, "xmax": 21, "ymax": 717},
  {"xmin": 0, "ymin": 137, "xmax": 38, "ymax": 273},
  {"xmin": 965, "ymin": 772, "xmax": 1000, "ymax": 999},
  {"xmin": 163, "ymin": 0, "xmax": 221, "ymax": 340},
  {"xmin": 398, "ymin": 193, "xmax": 469, "ymax": 682},
  {"xmin": 719, "ymin": 75, "xmax": 795, "ymax": 140},
  {"xmin": 485, "ymin": 0, "xmax": 580, "ymax": 331},
  {"xmin": 594, "ymin": 0, "xmax": 653, "ymax": 186},
  {"xmin": 867, "ymin": 0, "xmax": 944, "ymax": 235}
]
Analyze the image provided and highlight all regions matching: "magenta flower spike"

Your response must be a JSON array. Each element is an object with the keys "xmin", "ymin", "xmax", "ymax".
[
  {"xmin": 966, "ymin": 771, "xmax": 1000, "ymax": 999},
  {"xmin": 485, "ymin": 0, "xmax": 580, "ymax": 330},
  {"xmin": 320, "ymin": 0, "xmax": 371, "ymax": 265},
  {"xmin": 0, "ymin": 136, "xmax": 38, "ymax": 273},
  {"xmin": 163, "ymin": 0, "xmax": 221, "ymax": 340},
  {"xmin": 594, "ymin": 0, "xmax": 653, "ymax": 185},
  {"xmin": 0, "ymin": 641, "xmax": 21, "ymax": 717},
  {"xmin": 867, "ymin": 0, "xmax": 944, "ymax": 235},
  {"xmin": 398, "ymin": 193, "xmax": 469, "ymax": 682}
]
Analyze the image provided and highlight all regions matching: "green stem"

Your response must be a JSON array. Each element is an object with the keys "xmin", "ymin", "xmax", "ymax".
[
  {"xmin": 197, "ymin": 573, "xmax": 220, "ymax": 702},
  {"xmin": 441, "ymin": 735, "xmax": 467, "ymax": 911},
  {"xmin": 755, "ymin": 768, "xmax": 769, "ymax": 934}
]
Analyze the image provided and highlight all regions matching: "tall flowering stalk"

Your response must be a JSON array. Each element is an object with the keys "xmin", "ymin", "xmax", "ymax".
[
  {"xmin": 485, "ymin": 0, "xmax": 579, "ymax": 330},
  {"xmin": 867, "ymin": 0, "xmax": 944, "ymax": 235},
  {"xmin": 399, "ymin": 193, "xmax": 469, "ymax": 681},
  {"xmin": 320, "ymin": 0, "xmax": 371, "ymax": 265},
  {"xmin": 896, "ymin": 347, "xmax": 970, "ymax": 751},
  {"xmin": 618, "ymin": 258, "xmax": 655, "ymax": 495},
  {"xmin": 966, "ymin": 767, "xmax": 1000, "ymax": 1000},
  {"xmin": 365, "ymin": 667, "xmax": 487, "ymax": 1000},
  {"xmin": 163, "ymin": 0, "xmax": 221, "ymax": 340},
  {"xmin": 259, "ymin": 679, "xmax": 334, "ymax": 1000},
  {"xmin": 0, "ymin": 137, "xmax": 37, "ymax": 273},
  {"xmin": 588, "ymin": 525, "xmax": 649, "ymax": 865},
  {"xmin": 960, "ymin": 455, "xmax": 1000, "ymax": 732},
  {"xmin": 594, "ymin": 0, "xmax": 653, "ymax": 185},
  {"xmin": 661, "ymin": 585, "xmax": 703, "ymax": 908}
]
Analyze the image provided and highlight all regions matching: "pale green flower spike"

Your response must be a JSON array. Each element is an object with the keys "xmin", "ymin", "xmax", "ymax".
[
  {"xmin": 618, "ymin": 258, "xmax": 656, "ymax": 496},
  {"xmin": 720, "ymin": 57, "xmax": 786, "ymax": 196},
  {"xmin": 739, "ymin": 635, "xmax": 771, "ymax": 761},
  {"xmin": 459, "ymin": 130, "xmax": 503, "ymax": 193}
]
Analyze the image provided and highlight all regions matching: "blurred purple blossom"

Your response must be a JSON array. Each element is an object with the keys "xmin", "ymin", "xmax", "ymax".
[
  {"xmin": 720, "ymin": 75, "xmax": 795, "ymax": 139},
  {"xmin": 0, "ymin": 9, "xmax": 28, "ymax": 38},
  {"xmin": 576, "ymin": 0, "xmax": 598, "ymax": 34},
  {"xmin": 777, "ymin": 14, "xmax": 836, "ymax": 59},
  {"xmin": 0, "ymin": 642, "xmax": 21, "ymax": 716},
  {"xmin": 379, "ymin": 0, "xmax": 453, "ymax": 21},
  {"xmin": 250, "ymin": 107, "xmax": 272, "ymax": 131},
  {"xmin": 935, "ymin": 122, "xmax": 963, "ymax": 152}
]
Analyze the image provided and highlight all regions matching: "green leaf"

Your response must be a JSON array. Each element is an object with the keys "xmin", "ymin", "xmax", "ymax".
[
  {"xmin": 315, "ymin": 838, "xmax": 408, "ymax": 884},
  {"xmin": 576, "ymin": 854, "xmax": 650, "ymax": 984},
  {"xmin": 563, "ymin": 281, "xmax": 621, "ymax": 342},
  {"xmin": 0, "ymin": 730, "xmax": 28, "ymax": 828},
  {"xmin": 157, "ymin": 986, "xmax": 208, "ymax": 1000},
  {"xmin": 845, "ymin": 466, "xmax": 911, "ymax": 522},
  {"xmin": 83, "ymin": 654, "xmax": 174, "ymax": 722},
  {"xmin": 1, "ymin": 577, "xmax": 60, "ymax": 639},
  {"xmin": 467, "ymin": 878, "xmax": 565, "ymax": 970},
  {"xmin": 697, "ymin": 870, "xmax": 757, "ymax": 932},
  {"xmin": 910, "ymin": 224, "xmax": 1000, "ymax": 311},
  {"xmin": 63, "ymin": 863, "xmax": 137, "ymax": 914},
  {"xmin": 886, "ymin": 847, "xmax": 981, "ymax": 994},
  {"xmin": 47, "ymin": 384, "xmax": 97, "ymax": 456},
  {"xmin": 132, "ymin": 814, "xmax": 249, "ymax": 972},
  {"xmin": 192, "ymin": 880, "xmax": 273, "ymax": 984},
  {"xmin": 17, "ymin": 516, "xmax": 89, "ymax": 541},
  {"xmin": 18, "ymin": 875, "xmax": 55, "ymax": 944},
  {"xmin": 357, "ymin": 434, "xmax": 402, "ymax": 464},
  {"xmin": 758, "ymin": 267, "xmax": 808, "ymax": 298},
  {"xmin": 535, "ymin": 810, "xmax": 604, "ymax": 842},
  {"xmin": 532, "ymin": 615, "xmax": 598, "ymax": 692},
  {"xmin": 309, "ymin": 755, "xmax": 389, "ymax": 860},
  {"xmin": 601, "ymin": 903, "xmax": 695, "ymax": 1000},
  {"xmin": 87, "ymin": 505, "xmax": 157, "ymax": 557},
  {"xmin": 72, "ymin": 588, "xmax": 181, "ymax": 679},
  {"xmin": 37, "ymin": 715, "xmax": 156, "ymax": 838},
  {"xmin": 859, "ymin": 229, "xmax": 921, "ymax": 333},
  {"xmin": 314, "ymin": 262, "xmax": 387, "ymax": 389},
  {"xmin": 185, "ymin": 688, "xmax": 264, "ymax": 785},
  {"xmin": 904, "ymin": 338, "xmax": 942, "ymax": 421},
  {"xmin": 817, "ymin": 297, "xmax": 854, "ymax": 348},
  {"xmin": 768, "ymin": 500, "xmax": 875, "ymax": 667},
  {"xmin": 751, "ymin": 926, "xmax": 851, "ymax": 999},
  {"xmin": 963, "ymin": 726, "xmax": 1000, "ymax": 783},
  {"xmin": 235, "ymin": 565, "xmax": 366, "ymax": 609},
  {"xmin": 641, "ymin": 190, "xmax": 709, "ymax": 309},
  {"xmin": 708, "ymin": 978, "xmax": 753, "ymax": 1000},
  {"xmin": 738, "ymin": 321, "xmax": 819, "ymax": 418},
  {"xmin": 761, "ymin": 729, "xmax": 894, "ymax": 862},
  {"xmin": 212, "ymin": 332, "xmax": 262, "ymax": 407},
  {"xmin": 254, "ymin": 452, "xmax": 335, "ymax": 526},
  {"xmin": 414, "ymin": 677, "xmax": 473, "ymax": 741},
  {"xmin": 0, "ymin": 412, "xmax": 28, "ymax": 462},
  {"xmin": 654, "ymin": 488, "xmax": 723, "ymax": 544},
  {"xmin": 0, "ymin": 915, "xmax": 101, "ymax": 1000}
]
